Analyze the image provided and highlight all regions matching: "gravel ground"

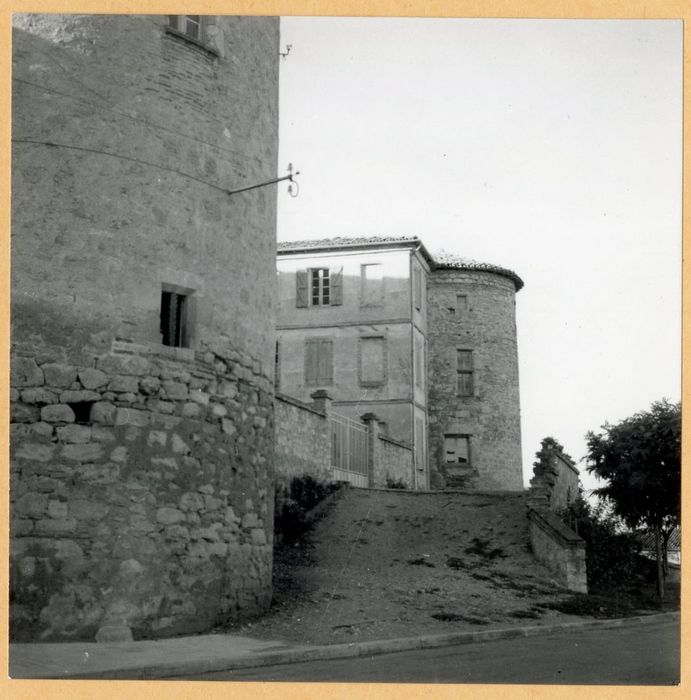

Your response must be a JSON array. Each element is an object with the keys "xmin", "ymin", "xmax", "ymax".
[{"xmin": 220, "ymin": 488, "xmax": 588, "ymax": 646}]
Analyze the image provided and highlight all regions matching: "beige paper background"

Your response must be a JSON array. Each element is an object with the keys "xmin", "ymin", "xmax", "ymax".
[{"xmin": 0, "ymin": 1, "xmax": 687, "ymax": 698}]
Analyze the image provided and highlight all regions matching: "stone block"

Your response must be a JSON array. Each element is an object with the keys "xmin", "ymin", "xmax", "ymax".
[
  {"xmin": 62, "ymin": 443, "xmax": 104, "ymax": 462},
  {"xmin": 148, "ymin": 399, "xmax": 175, "ymax": 414},
  {"xmin": 77, "ymin": 462, "xmax": 120, "ymax": 484},
  {"xmin": 162, "ymin": 381, "xmax": 189, "ymax": 400},
  {"xmin": 54, "ymin": 539, "xmax": 85, "ymax": 559},
  {"xmin": 171, "ymin": 434, "xmax": 189, "ymax": 454},
  {"xmin": 30, "ymin": 422, "xmax": 55, "ymax": 439},
  {"xmin": 10, "ymin": 388, "xmax": 19, "ymax": 402},
  {"xmin": 156, "ymin": 507, "xmax": 185, "ymax": 524},
  {"xmin": 211, "ymin": 403, "xmax": 227, "ymax": 417},
  {"xmin": 90, "ymin": 401, "xmax": 116, "ymax": 424},
  {"xmin": 11, "ymin": 357, "xmax": 44, "ymax": 387},
  {"xmin": 42, "ymin": 364, "xmax": 78, "ymax": 388},
  {"xmin": 48, "ymin": 500, "xmax": 69, "ymax": 518},
  {"xmin": 13, "ymin": 403, "xmax": 41, "ymax": 423},
  {"xmin": 115, "ymin": 407, "xmax": 150, "ymax": 427},
  {"xmin": 251, "ymin": 528, "xmax": 267, "ymax": 545},
  {"xmin": 189, "ymin": 390, "xmax": 210, "ymax": 405},
  {"xmin": 108, "ymin": 375, "xmax": 139, "ymax": 393},
  {"xmin": 60, "ymin": 389, "xmax": 101, "ymax": 404},
  {"xmin": 92, "ymin": 425, "xmax": 116, "ymax": 442},
  {"xmin": 20, "ymin": 388, "xmax": 58, "ymax": 405},
  {"xmin": 15, "ymin": 442, "xmax": 55, "ymax": 462},
  {"xmin": 242, "ymin": 513, "xmax": 259, "ymax": 529},
  {"xmin": 182, "ymin": 402, "xmax": 201, "ymax": 417},
  {"xmin": 110, "ymin": 445, "xmax": 128, "ymax": 463},
  {"xmin": 56, "ymin": 424, "xmax": 92, "ymax": 444},
  {"xmin": 179, "ymin": 492, "xmax": 205, "ymax": 512},
  {"xmin": 71, "ymin": 499, "xmax": 107, "ymax": 520},
  {"xmin": 15, "ymin": 492, "xmax": 48, "ymax": 517},
  {"xmin": 78, "ymin": 368, "xmax": 108, "ymax": 390},
  {"xmin": 97, "ymin": 354, "xmax": 151, "ymax": 376},
  {"xmin": 40, "ymin": 403, "xmax": 76, "ymax": 423},
  {"xmin": 221, "ymin": 419, "xmax": 237, "ymax": 436},
  {"xmin": 139, "ymin": 376, "xmax": 161, "ymax": 395},
  {"xmin": 147, "ymin": 430, "xmax": 168, "ymax": 448},
  {"xmin": 35, "ymin": 517, "xmax": 76, "ymax": 535}
]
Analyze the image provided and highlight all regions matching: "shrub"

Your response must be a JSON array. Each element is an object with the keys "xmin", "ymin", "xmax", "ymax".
[
  {"xmin": 560, "ymin": 494, "xmax": 642, "ymax": 593},
  {"xmin": 386, "ymin": 475, "xmax": 408, "ymax": 490},
  {"xmin": 274, "ymin": 475, "xmax": 339, "ymax": 543}
]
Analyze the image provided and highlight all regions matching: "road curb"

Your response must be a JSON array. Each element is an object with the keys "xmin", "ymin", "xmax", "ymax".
[{"xmin": 60, "ymin": 611, "xmax": 679, "ymax": 680}]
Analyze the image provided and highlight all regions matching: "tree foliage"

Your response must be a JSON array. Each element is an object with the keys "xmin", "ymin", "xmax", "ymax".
[{"xmin": 584, "ymin": 399, "xmax": 681, "ymax": 597}]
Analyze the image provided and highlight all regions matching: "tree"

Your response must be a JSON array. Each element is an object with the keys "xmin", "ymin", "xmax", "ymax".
[{"xmin": 584, "ymin": 399, "xmax": 681, "ymax": 599}]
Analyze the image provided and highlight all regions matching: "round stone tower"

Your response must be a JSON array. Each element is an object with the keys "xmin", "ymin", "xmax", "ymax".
[
  {"xmin": 10, "ymin": 14, "xmax": 279, "ymax": 641},
  {"xmin": 426, "ymin": 256, "xmax": 523, "ymax": 491}
]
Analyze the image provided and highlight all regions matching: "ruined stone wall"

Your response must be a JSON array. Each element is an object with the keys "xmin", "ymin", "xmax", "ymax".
[
  {"xmin": 274, "ymin": 394, "xmax": 332, "ymax": 484},
  {"xmin": 10, "ymin": 14, "xmax": 279, "ymax": 641},
  {"xmin": 374, "ymin": 434, "xmax": 414, "ymax": 489},
  {"xmin": 426, "ymin": 270, "xmax": 522, "ymax": 491},
  {"xmin": 528, "ymin": 438, "xmax": 580, "ymax": 512}
]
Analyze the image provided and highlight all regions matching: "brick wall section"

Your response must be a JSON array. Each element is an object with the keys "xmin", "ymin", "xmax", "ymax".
[
  {"xmin": 10, "ymin": 341, "xmax": 274, "ymax": 641},
  {"xmin": 10, "ymin": 15, "xmax": 279, "ymax": 641},
  {"xmin": 528, "ymin": 510, "xmax": 587, "ymax": 593},
  {"xmin": 374, "ymin": 434, "xmax": 414, "ymax": 488},
  {"xmin": 274, "ymin": 393, "xmax": 332, "ymax": 484},
  {"xmin": 528, "ymin": 438, "xmax": 580, "ymax": 512},
  {"xmin": 426, "ymin": 270, "xmax": 522, "ymax": 490}
]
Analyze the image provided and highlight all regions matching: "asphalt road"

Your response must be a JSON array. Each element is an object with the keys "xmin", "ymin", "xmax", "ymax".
[{"xmin": 183, "ymin": 619, "xmax": 680, "ymax": 685}]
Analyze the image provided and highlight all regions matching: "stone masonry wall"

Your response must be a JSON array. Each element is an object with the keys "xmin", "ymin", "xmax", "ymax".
[
  {"xmin": 10, "ymin": 341, "xmax": 274, "ymax": 641},
  {"xmin": 374, "ymin": 434, "xmax": 414, "ymax": 489},
  {"xmin": 528, "ymin": 438, "xmax": 580, "ymax": 513},
  {"xmin": 11, "ymin": 15, "xmax": 280, "ymax": 642},
  {"xmin": 426, "ymin": 270, "xmax": 523, "ymax": 491},
  {"xmin": 274, "ymin": 393, "xmax": 332, "ymax": 484},
  {"xmin": 528, "ymin": 510, "xmax": 587, "ymax": 593}
]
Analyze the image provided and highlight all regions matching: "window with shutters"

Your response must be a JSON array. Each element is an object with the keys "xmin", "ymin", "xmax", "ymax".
[
  {"xmin": 361, "ymin": 264, "xmax": 383, "ymax": 306},
  {"xmin": 414, "ymin": 332, "xmax": 425, "ymax": 389},
  {"xmin": 457, "ymin": 349, "xmax": 474, "ymax": 396},
  {"xmin": 444, "ymin": 435, "xmax": 470, "ymax": 465},
  {"xmin": 296, "ymin": 268, "xmax": 343, "ymax": 307},
  {"xmin": 305, "ymin": 338, "xmax": 333, "ymax": 386},
  {"xmin": 167, "ymin": 16, "xmax": 220, "ymax": 55},
  {"xmin": 359, "ymin": 336, "xmax": 385, "ymax": 386},
  {"xmin": 160, "ymin": 289, "xmax": 189, "ymax": 347}
]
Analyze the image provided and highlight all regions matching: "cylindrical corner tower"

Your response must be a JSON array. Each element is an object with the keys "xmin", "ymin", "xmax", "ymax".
[
  {"xmin": 426, "ymin": 259, "xmax": 523, "ymax": 491},
  {"xmin": 10, "ymin": 14, "xmax": 279, "ymax": 641}
]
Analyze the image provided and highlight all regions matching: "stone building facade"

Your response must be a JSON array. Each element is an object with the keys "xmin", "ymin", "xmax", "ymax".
[
  {"xmin": 275, "ymin": 237, "xmax": 524, "ymax": 492},
  {"xmin": 10, "ymin": 14, "xmax": 279, "ymax": 641}
]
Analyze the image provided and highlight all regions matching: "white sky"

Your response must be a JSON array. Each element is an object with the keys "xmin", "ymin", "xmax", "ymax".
[{"xmin": 276, "ymin": 17, "xmax": 682, "ymax": 491}]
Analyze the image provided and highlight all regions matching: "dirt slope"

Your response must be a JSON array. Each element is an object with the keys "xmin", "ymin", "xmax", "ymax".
[{"xmin": 226, "ymin": 488, "xmax": 583, "ymax": 645}]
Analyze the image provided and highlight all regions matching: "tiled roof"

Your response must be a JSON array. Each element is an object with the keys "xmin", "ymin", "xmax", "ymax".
[{"xmin": 277, "ymin": 236, "xmax": 524, "ymax": 291}]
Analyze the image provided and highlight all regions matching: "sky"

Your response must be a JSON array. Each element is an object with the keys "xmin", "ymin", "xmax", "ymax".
[{"xmin": 276, "ymin": 17, "xmax": 682, "ymax": 491}]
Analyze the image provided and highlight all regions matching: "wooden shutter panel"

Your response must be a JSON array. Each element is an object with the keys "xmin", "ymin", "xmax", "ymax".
[
  {"xmin": 296, "ymin": 269, "xmax": 309, "ymax": 307},
  {"xmin": 331, "ymin": 267, "xmax": 343, "ymax": 306},
  {"xmin": 319, "ymin": 340, "xmax": 333, "ymax": 383},
  {"xmin": 305, "ymin": 341, "xmax": 318, "ymax": 384}
]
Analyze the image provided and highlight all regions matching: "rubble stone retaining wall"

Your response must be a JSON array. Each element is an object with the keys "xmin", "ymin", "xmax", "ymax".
[
  {"xmin": 274, "ymin": 393, "xmax": 331, "ymax": 483},
  {"xmin": 528, "ymin": 509, "xmax": 587, "ymax": 593},
  {"xmin": 528, "ymin": 438, "xmax": 580, "ymax": 512},
  {"xmin": 10, "ymin": 341, "xmax": 275, "ymax": 641}
]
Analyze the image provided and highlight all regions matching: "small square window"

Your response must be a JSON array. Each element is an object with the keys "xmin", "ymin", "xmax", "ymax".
[
  {"xmin": 456, "ymin": 295, "xmax": 468, "ymax": 312},
  {"xmin": 444, "ymin": 435, "xmax": 470, "ymax": 465},
  {"xmin": 160, "ymin": 290, "xmax": 188, "ymax": 347}
]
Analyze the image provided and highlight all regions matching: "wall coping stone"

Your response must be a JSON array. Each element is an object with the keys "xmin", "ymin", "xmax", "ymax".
[
  {"xmin": 527, "ymin": 507, "xmax": 584, "ymax": 547},
  {"xmin": 378, "ymin": 433, "xmax": 413, "ymax": 451},
  {"xmin": 275, "ymin": 392, "xmax": 325, "ymax": 418}
]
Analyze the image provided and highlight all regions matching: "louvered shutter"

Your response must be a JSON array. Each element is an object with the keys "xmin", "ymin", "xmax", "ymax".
[
  {"xmin": 331, "ymin": 267, "xmax": 343, "ymax": 305},
  {"xmin": 305, "ymin": 340, "xmax": 318, "ymax": 384},
  {"xmin": 319, "ymin": 340, "xmax": 333, "ymax": 383},
  {"xmin": 296, "ymin": 269, "xmax": 309, "ymax": 307}
]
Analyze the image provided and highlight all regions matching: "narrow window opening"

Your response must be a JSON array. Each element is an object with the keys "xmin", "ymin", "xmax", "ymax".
[
  {"xmin": 457, "ymin": 349, "xmax": 473, "ymax": 396},
  {"xmin": 160, "ymin": 290, "xmax": 188, "ymax": 347},
  {"xmin": 69, "ymin": 401, "xmax": 95, "ymax": 425}
]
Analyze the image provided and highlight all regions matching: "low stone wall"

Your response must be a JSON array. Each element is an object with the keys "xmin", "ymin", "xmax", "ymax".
[
  {"xmin": 274, "ymin": 393, "xmax": 331, "ymax": 484},
  {"xmin": 374, "ymin": 434, "xmax": 414, "ymax": 488},
  {"xmin": 528, "ymin": 509, "xmax": 587, "ymax": 593},
  {"xmin": 10, "ymin": 339, "xmax": 274, "ymax": 642}
]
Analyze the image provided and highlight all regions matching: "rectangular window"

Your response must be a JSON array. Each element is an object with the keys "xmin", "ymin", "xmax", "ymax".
[
  {"xmin": 361, "ymin": 264, "xmax": 383, "ymax": 306},
  {"xmin": 457, "ymin": 349, "xmax": 473, "ymax": 396},
  {"xmin": 160, "ymin": 290, "xmax": 188, "ymax": 347},
  {"xmin": 305, "ymin": 338, "xmax": 333, "ymax": 386},
  {"xmin": 444, "ymin": 435, "xmax": 470, "ymax": 465},
  {"xmin": 274, "ymin": 341, "xmax": 281, "ymax": 391},
  {"xmin": 167, "ymin": 16, "xmax": 220, "ymax": 55},
  {"xmin": 360, "ymin": 337, "xmax": 385, "ymax": 385},
  {"xmin": 311, "ymin": 268, "xmax": 330, "ymax": 305},
  {"xmin": 413, "ymin": 267, "xmax": 422, "ymax": 311},
  {"xmin": 456, "ymin": 294, "xmax": 468, "ymax": 312},
  {"xmin": 415, "ymin": 416, "xmax": 426, "ymax": 471}
]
